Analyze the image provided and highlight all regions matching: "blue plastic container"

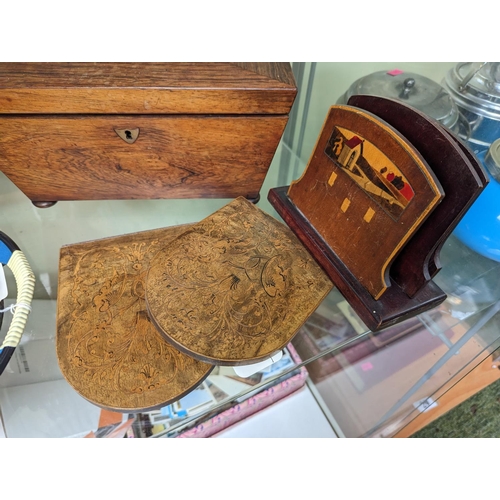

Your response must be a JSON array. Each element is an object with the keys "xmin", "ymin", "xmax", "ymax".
[{"xmin": 453, "ymin": 149, "xmax": 500, "ymax": 262}]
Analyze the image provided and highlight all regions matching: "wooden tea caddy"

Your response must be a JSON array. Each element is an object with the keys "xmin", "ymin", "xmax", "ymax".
[
  {"xmin": 0, "ymin": 63, "xmax": 296, "ymax": 207},
  {"xmin": 56, "ymin": 95, "xmax": 487, "ymax": 412}
]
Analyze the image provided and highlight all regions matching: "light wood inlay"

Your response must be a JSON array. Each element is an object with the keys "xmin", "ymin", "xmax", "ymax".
[
  {"xmin": 364, "ymin": 207, "xmax": 375, "ymax": 223},
  {"xmin": 328, "ymin": 171, "xmax": 338, "ymax": 186},
  {"xmin": 340, "ymin": 198, "xmax": 351, "ymax": 213}
]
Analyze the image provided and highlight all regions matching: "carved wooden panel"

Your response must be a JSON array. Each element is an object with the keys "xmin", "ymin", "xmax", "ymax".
[
  {"xmin": 287, "ymin": 105, "xmax": 445, "ymax": 300},
  {"xmin": 145, "ymin": 197, "xmax": 333, "ymax": 365},
  {"xmin": 57, "ymin": 225, "xmax": 214, "ymax": 413}
]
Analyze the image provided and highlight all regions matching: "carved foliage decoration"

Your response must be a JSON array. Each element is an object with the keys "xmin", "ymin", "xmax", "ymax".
[
  {"xmin": 57, "ymin": 226, "xmax": 213, "ymax": 413},
  {"xmin": 145, "ymin": 198, "xmax": 333, "ymax": 365}
]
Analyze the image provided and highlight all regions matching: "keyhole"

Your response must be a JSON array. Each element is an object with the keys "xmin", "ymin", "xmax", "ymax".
[{"xmin": 114, "ymin": 127, "xmax": 139, "ymax": 143}]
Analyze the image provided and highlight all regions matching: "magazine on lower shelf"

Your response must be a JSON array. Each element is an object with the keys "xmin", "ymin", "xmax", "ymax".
[{"xmin": 132, "ymin": 345, "xmax": 306, "ymax": 438}]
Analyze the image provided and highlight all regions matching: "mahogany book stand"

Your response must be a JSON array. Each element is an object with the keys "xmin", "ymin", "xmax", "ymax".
[{"xmin": 269, "ymin": 96, "xmax": 488, "ymax": 332}]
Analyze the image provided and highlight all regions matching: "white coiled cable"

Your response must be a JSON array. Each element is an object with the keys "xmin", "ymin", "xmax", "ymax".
[{"xmin": 0, "ymin": 250, "xmax": 35, "ymax": 350}]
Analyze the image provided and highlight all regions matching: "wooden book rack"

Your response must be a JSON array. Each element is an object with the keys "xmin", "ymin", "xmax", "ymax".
[{"xmin": 269, "ymin": 97, "xmax": 488, "ymax": 331}]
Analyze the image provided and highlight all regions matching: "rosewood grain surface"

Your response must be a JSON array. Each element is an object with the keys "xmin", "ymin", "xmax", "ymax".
[
  {"xmin": 268, "ymin": 186, "xmax": 447, "ymax": 332},
  {"xmin": 0, "ymin": 63, "xmax": 296, "ymax": 204},
  {"xmin": 0, "ymin": 63, "xmax": 297, "ymax": 114},
  {"xmin": 348, "ymin": 95, "xmax": 488, "ymax": 297},
  {"xmin": 145, "ymin": 197, "xmax": 333, "ymax": 365},
  {"xmin": 57, "ymin": 225, "xmax": 214, "ymax": 413},
  {"xmin": 287, "ymin": 105, "xmax": 444, "ymax": 300},
  {"xmin": 0, "ymin": 115, "xmax": 287, "ymax": 202}
]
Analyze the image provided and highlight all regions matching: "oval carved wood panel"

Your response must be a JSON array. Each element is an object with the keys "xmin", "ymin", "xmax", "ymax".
[
  {"xmin": 145, "ymin": 197, "xmax": 333, "ymax": 366},
  {"xmin": 56, "ymin": 225, "xmax": 214, "ymax": 413}
]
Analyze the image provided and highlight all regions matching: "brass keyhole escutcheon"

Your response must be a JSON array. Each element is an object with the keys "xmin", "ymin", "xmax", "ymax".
[{"xmin": 115, "ymin": 128, "xmax": 140, "ymax": 144}]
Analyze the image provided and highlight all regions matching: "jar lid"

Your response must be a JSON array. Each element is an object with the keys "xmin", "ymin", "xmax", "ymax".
[
  {"xmin": 339, "ymin": 69, "xmax": 459, "ymax": 128},
  {"xmin": 444, "ymin": 62, "xmax": 500, "ymax": 119}
]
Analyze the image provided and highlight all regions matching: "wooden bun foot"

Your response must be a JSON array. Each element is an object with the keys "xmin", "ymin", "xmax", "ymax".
[{"xmin": 32, "ymin": 201, "xmax": 58, "ymax": 208}]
